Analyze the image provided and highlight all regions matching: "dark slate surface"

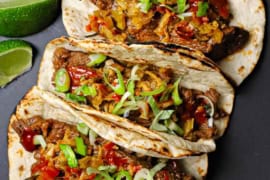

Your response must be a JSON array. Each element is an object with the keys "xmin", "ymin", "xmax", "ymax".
[{"xmin": 0, "ymin": 1, "xmax": 269, "ymax": 179}]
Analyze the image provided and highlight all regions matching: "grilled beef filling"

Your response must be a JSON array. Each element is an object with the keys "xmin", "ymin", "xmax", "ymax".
[
  {"xmin": 86, "ymin": 0, "xmax": 249, "ymax": 60},
  {"xmin": 12, "ymin": 116, "xmax": 194, "ymax": 179},
  {"xmin": 52, "ymin": 48, "xmax": 227, "ymax": 141}
]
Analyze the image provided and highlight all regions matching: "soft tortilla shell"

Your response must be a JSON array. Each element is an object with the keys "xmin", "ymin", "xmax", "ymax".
[
  {"xmin": 38, "ymin": 37, "xmax": 234, "ymax": 139},
  {"xmin": 61, "ymin": 0, "xmax": 265, "ymax": 86},
  {"xmin": 8, "ymin": 86, "xmax": 208, "ymax": 179}
]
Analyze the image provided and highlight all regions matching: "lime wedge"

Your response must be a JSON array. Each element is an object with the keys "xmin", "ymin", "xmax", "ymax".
[
  {"xmin": 0, "ymin": 40, "xmax": 32, "ymax": 87},
  {"xmin": 0, "ymin": 0, "xmax": 59, "ymax": 37}
]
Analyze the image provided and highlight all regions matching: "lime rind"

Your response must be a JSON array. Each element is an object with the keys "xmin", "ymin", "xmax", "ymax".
[
  {"xmin": 0, "ymin": 0, "xmax": 59, "ymax": 37},
  {"xmin": 0, "ymin": 0, "xmax": 46, "ymax": 9},
  {"xmin": 0, "ymin": 40, "xmax": 32, "ymax": 88}
]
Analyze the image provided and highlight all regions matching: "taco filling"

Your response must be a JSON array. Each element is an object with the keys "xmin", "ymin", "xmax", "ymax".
[
  {"xmin": 12, "ymin": 116, "xmax": 194, "ymax": 179},
  {"xmin": 52, "ymin": 48, "xmax": 227, "ymax": 141},
  {"xmin": 85, "ymin": 0, "xmax": 249, "ymax": 60}
]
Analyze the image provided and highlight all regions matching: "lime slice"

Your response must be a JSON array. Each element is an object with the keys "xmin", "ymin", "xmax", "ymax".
[
  {"xmin": 0, "ymin": 40, "xmax": 32, "ymax": 87},
  {"xmin": 0, "ymin": 0, "xmax": 59, "ymax": 37}
]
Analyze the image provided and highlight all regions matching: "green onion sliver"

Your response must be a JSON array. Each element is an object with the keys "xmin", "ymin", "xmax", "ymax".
[
  {"xmin": 134, "ymin": 168, "xmax": 152, "ymax": 180},
  {"xmin": 55, "ymin": 68, "xmax": 71, "ymax": 93},
  {"xmin": 98, "ymin": 172, "xmax": 114, "ymax": 180},
  {"xmin": 103, "ymin": 67, "xmax": 125, "ymax": 95},
  {"xmin": 172, "ymin": 78, "xmax": 183, "ymax": 106},
  {"xmin": 115, "ymin": 170, "xmax": 132, "ymax": 180},
  {"xmin": 66, "ymin": 93, "xmax": 87, "ymax": 104},
  {"xmin": 165, "ymin": 119, "xmax": 184, "ymax": 136},
  {"xmin": 141, "ymin": 83, "xmax": 166, "ymax": 96},
  {"xmin": 148, "ymin": 96, "xmax": 160, "ymax": 116},
  {"xmin": 98, "ymin": 165, "xmax": 117, "ymax": 173},
  {"xmin": 86, "ymin": 167, "xmax": 100, "ymax": 175},
  {"xmin": 75, "ymin": 85, "xmax": 97, "ymax": 97},
  {"xmin": 33, "ymin": 135, "xmax": 46, "ymax": 148},
  {"xmin": 89, "ymin": 129, "xmax": 97, "ymax": 145},
  {"xmin": 112, "ymin": 92, "xmax": 131, "ymax": 114},
  {"xmin": 75, "ymin": 137, "xmax": 87, "ymax": 156},
  {"xmin": 197, "ymin": 1, "xmax": 209, "ymax": 17},
  {"xmin": 139, "ymin": 0, "xmax": 152, "ymax": 13},
  {"xmin": 150, "ymin": 110, "xmax": 174, "ymax": 132},
  {"xmin": 177, "ymin": 0, "xmax": 187, "ymax": 14},
  {"xmin": 77, "ymin": 123, "xmax": 89, "ymax": 135},
  {"xmin": 60, "ymin": 144, "xmax": 78, "ymax": 168},
  {"xmin": 149, "ymin": 162, "xmax": 167, "ymax": 177},
  {"xmin": 87, "ymin": 53, "xmax": 107, "ymax": 67}
]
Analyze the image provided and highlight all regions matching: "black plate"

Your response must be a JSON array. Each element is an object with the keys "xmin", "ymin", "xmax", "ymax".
[{"xmin": 0, "ymin": 2, "xmax": 269, "ymax": 179}]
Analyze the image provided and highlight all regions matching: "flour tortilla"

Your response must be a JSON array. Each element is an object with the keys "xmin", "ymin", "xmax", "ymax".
[
  {"xmin": 8, "ymin": 86, "xmax": 208, "ymax": 179},
  {"xmin": 37, "ymin": 37, "xmax": 234, "ymax": 147},
  {"xmin": 62, "ymin": 0, "xmax": 265, "ymax": 85}
]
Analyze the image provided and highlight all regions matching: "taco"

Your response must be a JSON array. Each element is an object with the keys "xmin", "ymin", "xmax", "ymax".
[
  {"xmin": 61, "ymin": 0, "xmax": 265, "ymax": 85},
  {"xmin": 8, "ymin": 86, "xmax": 208, "ymax": 179},
  {"xmin": 37, "ymin": 37, "xmax": 233, "ymax": 149}
]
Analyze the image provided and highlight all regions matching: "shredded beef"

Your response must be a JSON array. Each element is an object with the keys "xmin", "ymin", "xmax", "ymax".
[
  {"xmin": 205, "ymin": 88, "xmax": 220, "ymax": 105},
  {"xmin": 67, "ymin": 51, "xmax": 90, "ymax": 67}
]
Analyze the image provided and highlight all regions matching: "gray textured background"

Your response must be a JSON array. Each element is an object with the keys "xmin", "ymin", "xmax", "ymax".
[{"xmin": 0, "ymin": 1, "xmax": 269, "ymax": 179}]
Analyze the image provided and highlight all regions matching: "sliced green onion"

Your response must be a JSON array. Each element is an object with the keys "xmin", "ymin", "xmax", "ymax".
[
  {"xmin": 75, "ymin": 85, "xmax": 97, "ymax": 97},
  {"xmin": 177, "ymin": 0, "xmax": 187, "ymax": 14},
  {"xmin": 149, "ymin": 162, "xmax": 167, "ymax": 177},
  {"xmin": 77, "ymin": 123, "xmax": 89, "ymax": 135},
  {"xmin": 164, "ymin": 119, "xmax": 184, "ymax": 136},
  {"xmin": 89, "ymin": 129, "xmax": 97, "ymax": 145},
  {"xmin": 172, "ymin": 78, "xmax": 183, "ymax": 106},
  {"xmin": 139, "ymin": 0, "xmax": 152, "ymax": 13},
  {"xmin": 98, "ymin": 165, "xmax": 117, "ymax": 173},
  {"xmin": 55, "ymin": 68, "xmax": 71, "ymax": 93},
  {"xmin": 140, "ymin": 83, "xmax": 166, "ymax": 96},
  {"xmin": 150, "ymin": 110, "xmax": 174, "ymax": 132},
  {"xmin": 197, "ymin": 1, "xmax": 209, "ymax": 17},
  {"xmin": 148, "ymin": 96, "xmax": 160, "ymax": 116},
  {"xmin": 130, "ymin": 65, "xmax": 140, "ymax": 81},
  {"xmin": 115, "ymin": 170, "xmax": 132, "ymax": 180},
  {"xmin": 159, "ymin": 110, "xmax": 175, "ymax": 119},
  {"xmin": 60, "ymin": 144, "xmax": 78, "ymax": 168},
  {"xmin": 75, "ymin": 137, "xmax": 87, "ymax": 156},
  {"xmin": 103, "ymin": 67, "xmax": 125, "ymax": 95},
  {"xmin": 112, "ymin": 92, "xmax": 131, "ymax": 114},
  {"xmin": 134, "ymin": 168, "xmax": 152, "ymax": 180},
  {"xmin": 159, "ymin": 86, "xmax": 174, "ymax": 102},
  {"xmin": 87, "ymin": 53, "xmax": 107, "ymax": 67},
  {"xmin": 98, "ymin": 172, "xmax": 114, "ymax": 180},
  {"xmin": 127, "ymin": 80, "xmax": 135, "ymax": 95},
  {"xmin": 86, "ymin": 167, "xmax": 100, "ymax": 175},
  {"xmin": 33, "ymin": 135, "xmax": 46, "ymax": 148},
  {"xmin": 66, "ymin": 93, "xmax": 87, "ymax": 104}
]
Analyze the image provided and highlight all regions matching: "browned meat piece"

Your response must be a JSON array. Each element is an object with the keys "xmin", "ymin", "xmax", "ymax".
[
  {"xmin": 46, "ymin": 121, "xmax": 67, "ymax": 143},
  {"xmin": 181, "ymin": 88, "xmax": 194, "ymax": 102},
  {"xmin": 208, "ymin": 26, "xmax": 249, "ymax": 60},
  {"xmin": 155, "ymin": 160, "xmax": 194, "ymax": 180},
  {"xmin": 53, "ymin": 47, "xmax": 70, "ymax": 70},
  {"xmin": 67, "ymin": 51, "xmax": 90, "ymax": 67},
  {"xmin": 90, "ymin": 0, "xmax": 114, "ymax": 9},
  {"xmin": 205, "ymin": 88, "xmax": 220, "ymax": 105},
  {"xmin": 125, "ymin": 110, "xmax": 152, "ymax": 128},
  {"xmin": 194, "ymin": 122, "xmax": 216, "ymax": 139}
]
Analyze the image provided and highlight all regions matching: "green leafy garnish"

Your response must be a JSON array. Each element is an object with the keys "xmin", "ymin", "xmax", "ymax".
[{"xmin": 197, "ymin": 1, "xmax": 209, "ymax": 17}]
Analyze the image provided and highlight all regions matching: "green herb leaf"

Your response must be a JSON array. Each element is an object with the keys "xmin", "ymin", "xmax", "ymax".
[
  {"xmin": 87, "ymin": 53, "xmax": 107, "ymax": 67},
  {"xmin": 66, "ymin": 93, "xmax": 87, "ymax": 104},
  {"xmin": 75, "ymin": 85, "xmax": 97, "ymax": 97},
  {"xmin": 177, "ymin": 0, "xmax": 187, "ymax": 14},
  {"xmin": 77, "ymin": 123, "xmax": 89, "ymax": 135},
  {"xmin": 197, "ymin": 1, "xmax": 209, "ymax": 17},
  {"xmin": 60, "ymin": 144, "xmax": 78, "ymax": 168},
  {"xmin": 75, "ymin": 137, "xmax": 87, "ymax": 156}
]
